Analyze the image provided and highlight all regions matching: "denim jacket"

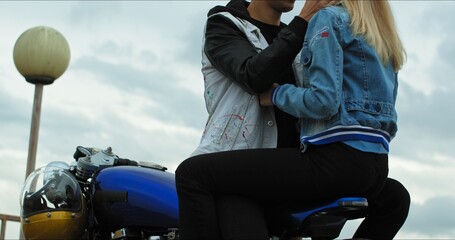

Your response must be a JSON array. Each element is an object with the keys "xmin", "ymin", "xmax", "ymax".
[{"xmin": 272, "ymin": 6, "xmax": 398, "ymax": 153}]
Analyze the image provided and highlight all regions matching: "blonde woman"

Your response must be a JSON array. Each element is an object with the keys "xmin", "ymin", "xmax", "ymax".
[{"xmin": 176, "ymin": 0, "xmax": 410, "ymax": 239}]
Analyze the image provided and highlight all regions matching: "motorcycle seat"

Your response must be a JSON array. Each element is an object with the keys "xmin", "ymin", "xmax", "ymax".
[{"xmin": 278, "ymin": 197, "xmax": 368, "ymax": 240}]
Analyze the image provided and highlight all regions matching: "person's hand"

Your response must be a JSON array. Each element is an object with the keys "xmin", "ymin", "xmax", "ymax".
[
  {"xmin": 259, "ymin": 83, "xmax": 279, "ymax": 107},
  {"xmin": 299, "ymin": 0, "xmax": 339, "ymax": 21}
]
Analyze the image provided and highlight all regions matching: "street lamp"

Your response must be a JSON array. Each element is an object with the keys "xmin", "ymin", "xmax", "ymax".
[{"xmin": 13, "ymin": 26, "xmax": 70, "ymax": 180}]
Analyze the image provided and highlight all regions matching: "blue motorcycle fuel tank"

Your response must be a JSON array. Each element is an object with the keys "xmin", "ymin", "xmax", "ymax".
[{"xmin": 93, "ymin": 166, "xmax": 179, "ymax": 228}]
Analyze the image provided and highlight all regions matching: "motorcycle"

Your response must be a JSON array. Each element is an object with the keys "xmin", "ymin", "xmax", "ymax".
[{"xmin": 20, "ymin": 146, "xmax": 368, "ymax": 240}]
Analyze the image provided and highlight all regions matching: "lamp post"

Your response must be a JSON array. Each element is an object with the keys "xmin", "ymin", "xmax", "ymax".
[{"xmin": 13, "ymin": 26, "xmax": 70, "ymax": 180}]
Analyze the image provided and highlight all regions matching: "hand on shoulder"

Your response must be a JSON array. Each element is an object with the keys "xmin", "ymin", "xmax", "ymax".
[{"xmin": 299, "ymin": 0, "xmax": 339, "ymax": 21}]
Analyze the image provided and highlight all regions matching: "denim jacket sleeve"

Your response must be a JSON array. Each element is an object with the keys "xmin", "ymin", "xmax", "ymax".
[{"xmin": 273, "ymin": 9, "xmax": 344, "ymax": 120}]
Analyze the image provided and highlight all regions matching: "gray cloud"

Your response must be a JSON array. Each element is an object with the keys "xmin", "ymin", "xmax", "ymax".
[
  {"xmin": 393, "ymin": 81, "xmax": 455, "ymax": 164},
  {"xmin": 71, "ymin": 54, "xmax": 206, "ymax": 128},
  {"xmin": 176, "ymin": 9, "xmax": 208, "ymax": 67},
  {"xmin": 0, "ymin": 86, "xmax": 29, "ymax": 126},
  {"xmin": 391, "ymin": 31, "xmax": 455, "ymax": 167},
  {"xmin": 402, "ymin": 196, "xmax": 455, "ymax": 237},
  {"xmin": 69, "ymin": 1, "xmax": 123, "ymax": 27},
  {"xmin": 423, "ymin": 2, "xmax": 455, "ymax": 34},
  {"xmin": 434, "ymin": 38, "xmax": 455, "ymax": 90}
]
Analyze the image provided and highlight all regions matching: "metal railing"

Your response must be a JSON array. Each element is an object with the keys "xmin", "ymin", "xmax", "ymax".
[{"xmin": 0, "ymin": 213, "xmax": 20, "ymax": 240}]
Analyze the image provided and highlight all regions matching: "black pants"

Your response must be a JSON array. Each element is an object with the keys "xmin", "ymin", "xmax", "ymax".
[
  {"xmin": 216, "ymin": 178, "xmax": 410, "ymax": 240},
  {"xmin": 175, "ymin": 143, "xmax": 409, "ymax": 240}
]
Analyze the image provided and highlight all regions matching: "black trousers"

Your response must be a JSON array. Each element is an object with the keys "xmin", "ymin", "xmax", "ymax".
[
  {"xmin": 175, "ymin": 143, "xmax": 409, "ymax": 240},
  {"xmin": 216, "ymin": 178, "xmax": 410, "ymax": 240}
]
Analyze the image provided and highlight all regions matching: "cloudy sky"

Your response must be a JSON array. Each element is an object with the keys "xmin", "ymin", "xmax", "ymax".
[{"xmin": 0, "ymin": 1, "xmax": 454, "ymax": 239}]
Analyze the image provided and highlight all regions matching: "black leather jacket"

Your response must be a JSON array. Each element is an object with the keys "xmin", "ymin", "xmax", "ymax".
[{"xmin": 204, "ymin": 0, "xmax": 309, "ymax": 94}]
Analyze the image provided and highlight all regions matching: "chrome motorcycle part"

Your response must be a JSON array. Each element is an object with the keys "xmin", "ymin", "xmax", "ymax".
[
  {"xmin": 138, "ymin": 161, "xmax": 168, "ymax": 171},
  {"xmin": 75, "ymin": 146, "xmax": 117, "ymax": 180},
  {"xmin": 112, "ymin": 228, "xmax": 142, "ymax": 240},
  {"xmin": 164, "ymin": 228, "xmax": 179, "ymax": 240}
]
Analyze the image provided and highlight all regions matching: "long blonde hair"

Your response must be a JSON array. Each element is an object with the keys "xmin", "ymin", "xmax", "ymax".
[{"xmin": 342, "ymin": 0, "xmax": 406, "ymax": 71}]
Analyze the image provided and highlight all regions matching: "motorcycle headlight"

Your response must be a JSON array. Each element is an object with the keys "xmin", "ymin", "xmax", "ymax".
[{"xmin": 20, "ymin": 162, "xmax": 87, "ymax": 239}]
